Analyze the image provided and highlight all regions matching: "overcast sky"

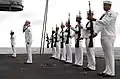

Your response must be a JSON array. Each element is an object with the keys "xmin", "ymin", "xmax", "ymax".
[{"xmin": 0, "ymin": 0, "xmax": 120, "ymax": 47}]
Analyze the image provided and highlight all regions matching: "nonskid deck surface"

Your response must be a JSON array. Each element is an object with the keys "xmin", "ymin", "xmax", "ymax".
[{"xmin": 0, "ymin": 54, "xmax": 120, "ymax": 79}]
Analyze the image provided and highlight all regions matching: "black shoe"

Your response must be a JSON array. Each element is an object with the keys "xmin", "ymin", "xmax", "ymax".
[
  {"xmin": 72, "ymin": 64, "xmax": 82, "ymax": 67},
  {"xmin": 49, "ymin": 57, "xmax": 56, "ymax": 59},
  {"xmin": 50, "ymin": 57, "xmax": 59, "ymax": 60},
  {"xmin": 11, "ymin": 56, "xmax": 16, "ymax": 58},
  {"xmin": 64, "ymin": 62, "xmax": 72, "ymax": 64},
  {"xmin": 24, "ymin": 62, "xmax": 32, "ymax": 64},
  {"xmin": 103, "ymin": 73, "xmax": 115, "ymax": 77},
  {"xmin": 59, "ymin": 59, "xmax": 64, "ymax": 62},
  {"xmin": 98, "ymin": 72, "xmax": 106, "ymax": 76},
  {"xmin": 83, "ymin": 67, "xmax": 95, "ymax": 71}
]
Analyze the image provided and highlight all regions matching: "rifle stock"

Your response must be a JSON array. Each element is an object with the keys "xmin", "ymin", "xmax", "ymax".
[
  {"xmin": 54, "ymin": 25, "xmax": 59, "ymax": 47},
  {"xmin": 46, "ymin": 33, "xmax": 50, "ymax": 48},
  {"xmin": 60, "ymin": 23, "xmax": 65, "ymax": 48},
  {"xmin": 88, "ymin": 1, "xmax": 94, "ymax": 47},
  {"xmin": 65, "ymin": 13, "xmax": 71, "ymax": 44},
  {"xmin": 51, "ymin": 28, "xmax": 54, "ymax": 48},
  {"xmin": 75, "ymin": 11, "xmax": 82, "ymax": 48}
]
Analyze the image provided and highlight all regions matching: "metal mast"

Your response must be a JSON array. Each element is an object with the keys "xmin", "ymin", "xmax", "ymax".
[{"xmin": 40, "ymin": 0, "xmax": 49, "ymax": 54}]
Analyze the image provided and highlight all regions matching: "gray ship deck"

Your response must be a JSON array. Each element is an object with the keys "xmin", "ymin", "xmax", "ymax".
[{"xmin": 0, "ymin": 54, "xmax": 120, "ymax": 79}]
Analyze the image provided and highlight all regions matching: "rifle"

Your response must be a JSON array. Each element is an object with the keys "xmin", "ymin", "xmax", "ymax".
[
  {"xmin": 46, "ymin": 33, "xmax": 50, "ymax": 48},
  {"xmin": 54, "ymin": 25, "xmax": 59, "ymax": 47},
  {"xmin": 50, "ymin": 27, "xmax": 55, "ymax": 48},
  {"xmin": 60, "ymin": 22, "xmax": 65, "ymax": 48},
  {"xmin": 65, "ymin": 13, "xmax": 71, "ymax": 44},
  {"xmin": 75, "ymin": 11, "xmax": 82, "ymax": 48},
  {"xmin": 88, "ymin": 1, "xmax": 94, "ymax": 47}
]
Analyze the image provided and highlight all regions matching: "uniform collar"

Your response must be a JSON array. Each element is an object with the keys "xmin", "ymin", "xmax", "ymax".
[{"xmin": 105, "ymin": 9, "xmax": 111, "ymax": 14}]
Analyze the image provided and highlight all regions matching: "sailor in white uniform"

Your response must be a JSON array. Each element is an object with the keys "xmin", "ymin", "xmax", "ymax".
[
  {"xmin": 23, "ymin": 20, "xmax": 32, "ymax": 64},
  {"xmin": 10, "ymin": 30, "xmax": 16, "ymax": 58},
  {"xmin": 64, "ymin": 21, "xmax": 73, "ymax": 63},
  {"xmin": 83, "ymin": 11, "xmax": 96, "ymax": 71},
  {"xmin": 50, "ymin": 28, "xmax": 56, "ymax": 59},
  {"xmin": 59, "ymin": 22, "xmax": 66, "ymax": 61},
  {"xmin": 70, "ymin": 13, "xmax": 84, "ymax": 66},
  {"xmin": 87, "ymin": 0, "xmax": 118, "ymax": 77},
  {"xmin": 54, "ymin": 26, "xmax": 61, "ymax": 60}
]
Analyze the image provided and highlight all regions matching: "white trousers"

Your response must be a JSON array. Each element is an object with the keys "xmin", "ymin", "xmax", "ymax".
[
  {"xmin": 61, "ymin": 43, "xmax": 66, "ymax": 61},
  {"xmin": 101, "ymin": 37, "xmax": 115, "ymax": 75},
  {"xmin": 85, "ymin": 39, "xmax": 96, "ymax": 70},
  {"xmin": 52, "ymin": 47, "xmax": 56, "ymax": 58},
  {"xmin": 75, "ymin": 41, "xmax": 83, "ymax": 66},
  {"xmin": 11, "ymin": 45, "xmax": 16, "ymax": 57},
  {"xmin": 26, "ymin": 44, "xmax": 32, "ymax": 63},
  {"xmin": 65, "ymin": 44, "xmax": 72, "ymax": 63},
  {"xmin": 55, "ymin": 42, "xmax": 60, "ymax": 59}
]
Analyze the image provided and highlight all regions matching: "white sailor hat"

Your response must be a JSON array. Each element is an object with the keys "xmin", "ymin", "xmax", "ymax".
[
  {"xmin": 103, "ymin": 0, "xmax": 112, "ymax": 5},
  {"xmin": 11, "ymin": 30, "xmax": 13, "ymax": 32}
]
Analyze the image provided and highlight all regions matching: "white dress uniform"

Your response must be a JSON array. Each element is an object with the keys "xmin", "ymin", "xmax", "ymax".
[
  {"xmin": 24, "ymin": 25, "xmax": 32, "ymax": 63},
  {"xmin": 51, "ymin": 46, "xmax": 56, "ymax": 58},
  {"xmin": 83, "ymin": 21, "xmax": 96, "ymax": 70},
  {"xmin": 59, "ymin": 31, "xmax": 66, "ymax": 61},
  {"xmin": 10, "ymin": 35, "xmax": 16, "ymax": 57},
  {"xmin": 50, "ymin": 35, "xmax": 56, "ymax": 58},
  {"xmin": 94, "ymin": 9, "xmax": 118, "ymax": 76},
  {"xmin": 64, "ymin": 29, "xmax": 73, "ymax": 63},
  {"xmin": 54, "ymin": 32, "xmax": 61, "ymax": 59},
  {"xmin": 71, "ymin": 24, "xmax": 84, "ymax": 66}
]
